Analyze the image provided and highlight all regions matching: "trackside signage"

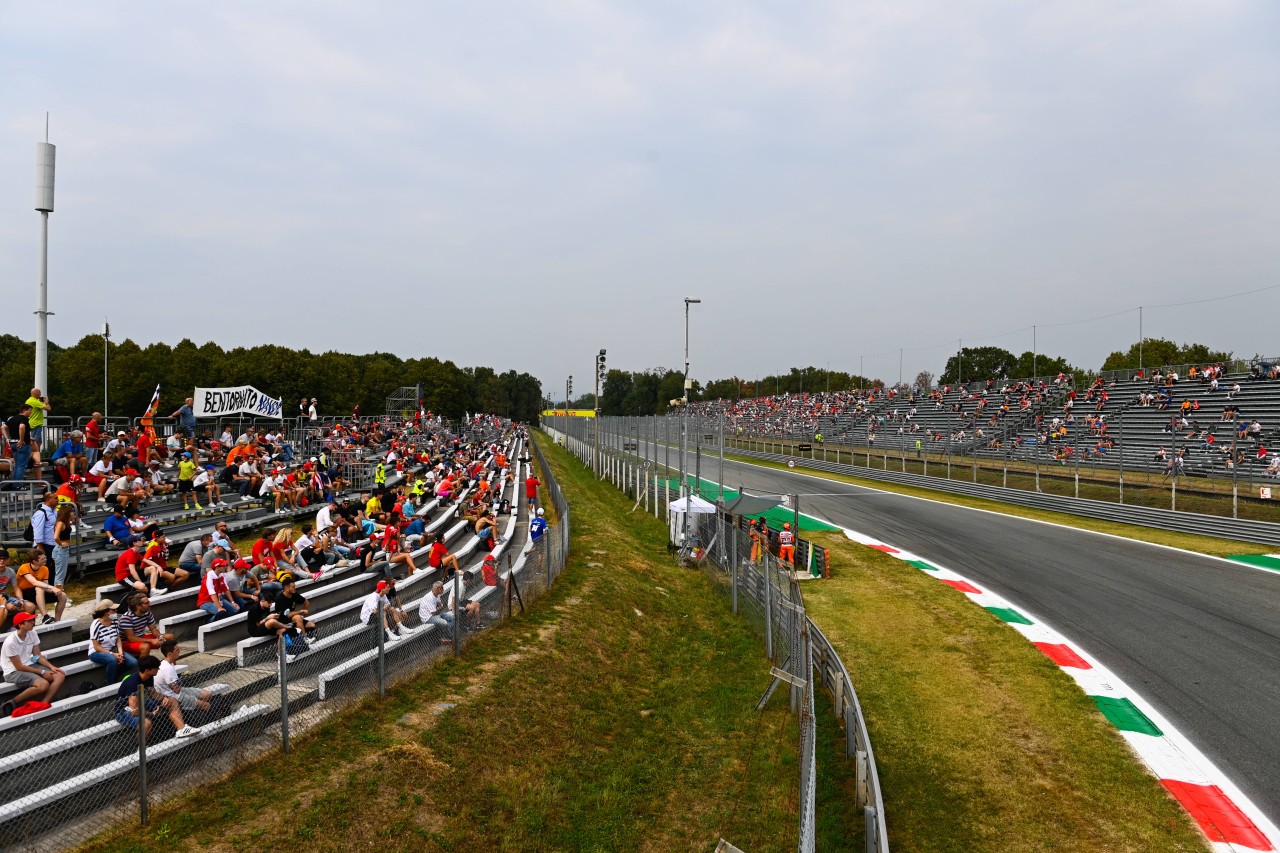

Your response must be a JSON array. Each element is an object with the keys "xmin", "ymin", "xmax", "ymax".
[{"xmin": 194, "ymin": 385, "xmax": 283, "ymax": 418}]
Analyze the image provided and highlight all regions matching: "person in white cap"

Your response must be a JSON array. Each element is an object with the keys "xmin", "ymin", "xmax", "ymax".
[{"xmin": 529, "ymin": 507, "xmax": 548, "ymax": 545}]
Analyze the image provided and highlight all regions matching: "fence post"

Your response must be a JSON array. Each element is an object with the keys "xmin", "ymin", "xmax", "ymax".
[
  {"xmin": 279, "ymin": 633, "xmax": 290, "ymax": 753},
  {"xmin": 137, "ymin": 679, "xmax": 149, "ymax": 826},
  {"xmin": 544, "ymin": 536, "xmax": 553, "ymax": 588},
  {"xmin": 864, "ymin": 806, "xmax": 878, "ymax": 853},
  {"xmin": 764, "ymin": 560, "xmax": 774, "ymax": 660},
  {"xmin": 377, "ymin": 600, "xmax": 386, "ymax": 698},
  {"xmin": 731, "ymin": 523, "xmax": 739, "ymax": 615},
  {"xmin": 452, "ymin": 572, "xmax": 462, "ymax": 657}
]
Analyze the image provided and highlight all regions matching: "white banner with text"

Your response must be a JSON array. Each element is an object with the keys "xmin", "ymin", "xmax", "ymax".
[{"xmin": 193, "ymin": 385, "xmax": 284, "ymax": 418}]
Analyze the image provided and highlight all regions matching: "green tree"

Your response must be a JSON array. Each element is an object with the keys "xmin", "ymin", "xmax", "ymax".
[
  {"xmin": 1100, "ymin": 339, "xmax": 1232, "ymax": 372},
  {"xmin": 600, "ymin": 369, "xmax": 634, "ymax": 415},
  {"xmin": 939, "ymin": 347, "xmax": 1017, "ymax": 384},
  {"xmin": 1008, "ymin": 351, "xmax": 1078, "ymax": 382}
]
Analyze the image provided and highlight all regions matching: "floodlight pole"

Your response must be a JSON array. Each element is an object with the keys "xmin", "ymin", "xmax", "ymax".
[
  {"xmin": 102, "ymin": 320, "xmax": 110, "ymax": 420},
  {"xmin": 34, "ymin": 126, "xmax": 55, "ymax": 393}
]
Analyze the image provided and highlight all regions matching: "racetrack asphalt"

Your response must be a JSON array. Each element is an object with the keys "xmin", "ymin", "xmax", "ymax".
[{"xmin": 696, "ymin": 451, "xmax": 1280, "ymax": 827}]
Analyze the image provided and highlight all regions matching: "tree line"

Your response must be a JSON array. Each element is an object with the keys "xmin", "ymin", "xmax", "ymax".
[
  {"xmin": 582, "ymin": 338, "xmax": 1232, "ymax": 416},
  {"xmin": 0, "ymin": 333, "xmax": 545, "ymax": 424}
]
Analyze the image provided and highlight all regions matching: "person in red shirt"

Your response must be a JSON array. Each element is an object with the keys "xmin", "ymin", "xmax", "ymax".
[
  {"xmin": 84, "ymin": 412, "xmax": 103, "ymax": 465},
  {"xmin": 135, "ymin": 430, "xmax": 154, "ymax": 467},
  {"xmin": 525, "ymin": 474, "xmax": 541, "ymax": 508},
  {"xmin": 251, "ymin": 531, "xmax": 274, "ymax": 567},
  {"xmin": 143, "ymin": 529, "xmax": 190, "ymax": 590},
  {"xmin": 115, "ymin": 538, "xmax": 163, "ymax": 596},
  {"xmin": 427, "ymin": 532, "xmax": 461, "ymax": 578}
]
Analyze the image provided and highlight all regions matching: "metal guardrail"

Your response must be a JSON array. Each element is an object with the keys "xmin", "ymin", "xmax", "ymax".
[{"xmin": 726, "ymin": 446, "xmax": 1280, "ymax": 547}]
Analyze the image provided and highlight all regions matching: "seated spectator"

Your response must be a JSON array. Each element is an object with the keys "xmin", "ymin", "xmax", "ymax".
[
  {"xmin": 116, "ymin": 538, "xmax": 164, "ymax": 597},
  {"xmin": 378, "ymin": 524, "xmax": 420, "ymax": 577},
  {"xmin": 143, "ymin": 460, "xmax": 176, "ymax": 496},
  {"xmin": 49, "ymin": 430, "xmax": 88, "ymax": 477},
  {"xmin": 474, "ymin": 511, "xmax": 503, "ymax": 550},
  {"xmin": 106, "ymin": 469, "xmax": 149, "ymax": 511},
  {"xmin": 155, "ymin": 640, "xmax": 212, "ymax": 730},
  {"xmin": 295, "ymin": 523, "xmax": 337, "ymax": 576},
  {"xmin": 89, "ymin": 599, "xmax": 137, "ymax": 685},
  {"xmin": 143, "ymin": 530, "xmax": 190, "ymax": 591},
  {"xmin": 446, "ymin": 575, "xmax": 484, "ymax": 631},
  {"xmin": 217, "ymin": 557, "xmax": 254, "ymax": 607},
  {"xmin": 359, "ymin": 579, "xmax": 415, "ymax": 641},
  {"xmin": 192, "ymin": 464, "xmax": 224, "ymax": 507},
  {"xmin": 274, "ymin": 577, "xmax": 317, "ymax": 641},
  {"xmin": 119, "ymin": 592, "xmax": 174, "ymax": 658},
  {"xmin": 114, "ymin": 654, "xmax": 197, "ymax": 738},
  {"xmin": 0, "ymin": 549, "xmax": 38, "ymax": 631},
  {"xmin": 197, "ymin": 558, "xmax": 240, "ymax": 622},
  {"xmin": 178, "ymin": 533, "xmax": 212, "ymax": 578},
  {"xmin": 245, "ymin": 587, "xmax": 290, "ymax": 640},
  {"xmin": 417, "ymin": 580, "xmax": 455, "ymax": 643},
  {"xmin": 427, "ymin": 531, "xmax": 462, "ymax": 578},
  {"xmin": 0, "ymin": 612, "xmax": 65, "ymax": 715},
  {"xmin": 16, "ymin": 549, "xmax": 67, "ymax": 624}
]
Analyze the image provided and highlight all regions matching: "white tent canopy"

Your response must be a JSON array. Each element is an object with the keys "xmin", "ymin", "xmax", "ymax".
[
  {"xmin": 667, "ymin": 495, "xmax": 716, "ymax": 514},
  {"xmin": 668, "ymin": 494, "xmax": 716, "ymax": 545}
]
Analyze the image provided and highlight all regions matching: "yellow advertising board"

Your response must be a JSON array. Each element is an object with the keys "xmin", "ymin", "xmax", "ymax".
[{"xmin": 541, "ymin": 409, "xmax": 597, "ymax": 418}]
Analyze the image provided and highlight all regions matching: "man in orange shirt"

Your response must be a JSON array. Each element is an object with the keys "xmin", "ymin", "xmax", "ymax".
[{"xmin": 777, "ymin": 522, "xmax": 796, "ymax": 566}]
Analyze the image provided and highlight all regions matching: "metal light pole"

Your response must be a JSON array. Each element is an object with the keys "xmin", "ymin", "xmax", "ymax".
[
  {"xmin": 681, "ymin": 297, "xmax": 701, "ymax": 544},
  {"xmin": 102, "ymin": 320, "xmax": 110, "ymax": 420},
  {"xmin": 594, "ymin": 352, "xmax": 605, "ymax": 476},
  {"xmin": 34, "ymin": 122, "xmax": 55, "ymax": 393}
]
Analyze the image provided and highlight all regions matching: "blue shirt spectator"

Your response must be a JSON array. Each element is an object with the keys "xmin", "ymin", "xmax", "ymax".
[
  {"xmin": 103, "ymin": 511, "xmax": 138, "ymax": 547},
  {"xmin": 50, "ymin": 437, "xmax": 85, "ymax": 462}
]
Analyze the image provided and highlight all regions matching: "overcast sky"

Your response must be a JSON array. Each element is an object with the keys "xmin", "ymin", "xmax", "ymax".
[{"xmin": 2, "ymin": 1, "xmax": 1277, "ymax": 397}]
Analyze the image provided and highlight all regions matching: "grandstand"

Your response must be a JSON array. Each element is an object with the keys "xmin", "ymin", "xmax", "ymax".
[
  {"xmin": 0, "ymin": 414, "xmax": 556, "ymax": 849},
  {"xmin": 678, "ymin": 359, "xmax": 1280, "ymax": 486}
]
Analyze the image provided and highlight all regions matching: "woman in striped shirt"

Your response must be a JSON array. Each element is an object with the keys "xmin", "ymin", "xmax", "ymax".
[{"xmin": 88, "ymin": 600, "xmax": 137, "ymax": 684}]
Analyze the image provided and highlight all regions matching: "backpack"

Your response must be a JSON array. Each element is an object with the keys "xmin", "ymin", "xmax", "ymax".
[
  {"xmin": 284, "ymin": 629, "xmax": 309, "ymax": 655},
  {"xmin": 22, "ymin": 521, "xmax": 33, "ymax": 543}
]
